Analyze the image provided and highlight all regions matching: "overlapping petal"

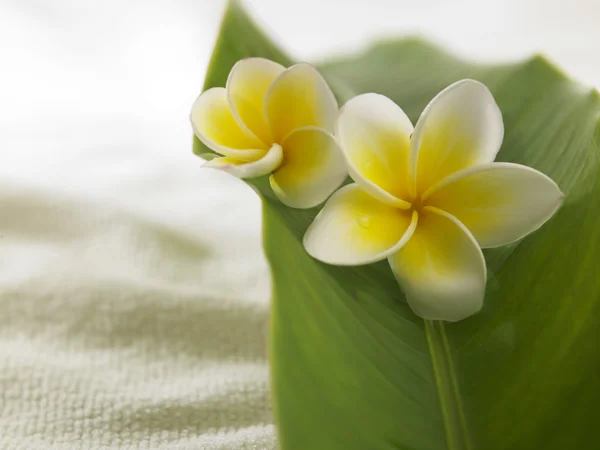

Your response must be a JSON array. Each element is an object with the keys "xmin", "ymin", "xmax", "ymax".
[
  {"xmin": 336, "ymin": 93, "xmax": 413, "ymax": 208},
  {"xmin": 203, "ymin": 143, "xmax": 283, "ymax": 179},
  {"xmin": 265, "ymin": 63, "xmax": 338, "ymax": 142},
  {"xmin": 409, "ymin": 79, "xmax": 504, "ymax": 196},
  {"xmin": 388, "ymin": 207, "xmax": 486, "ymax": 322},
  {"xmin": 270, "ymin": 127, "xmax": 347, "ymax": 208},
  {"xmin": 190, "ymin": 87, "xmax": 268, "ymax": 160},
  {"xmin": 303, "ymin": 184, "xmax": 418, "ymax": 266},
  {"xmin": 226, "ymin": 58, "xmax": 285, "ymax": 144},
  {"xmin": 423, "ymin": 162, "xmax": 564, "ymax": 247}
]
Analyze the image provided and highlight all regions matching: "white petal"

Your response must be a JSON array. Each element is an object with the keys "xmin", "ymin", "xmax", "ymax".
[
  {"xmin": 303, "ymin": 184, "xmax": 418, "ymax": 266},
  {"xmin": 423, "ymin": 162, "xmax": 564, "ymax": 248},
  {"xmin": 190, "ymin": 87, "xmax": 268, "ymax": 160},
  {"xmin": 409, "ymin": 79, "xmax": 504, "ymax": 196},
  {"xmin": 336, "ymin": 93, "xmax": 413, "ymax": 209},
  {"xmin": 226, "ymin": 58, "xmax": 285, "ymax": 144},
  {"xmin": 265, "ymin": 63, "xmax": 338, "ymax": 142},
  {"xmin": 270, "ymin": 127, "xmax": 347, "ymax": 209},
  {"xmin": 203, "ymin": 144, "xmax": 283, "ymax": 179},
  {"xmin": 389, "ymin": 207, "xmax": 486, "ymax": 322}
]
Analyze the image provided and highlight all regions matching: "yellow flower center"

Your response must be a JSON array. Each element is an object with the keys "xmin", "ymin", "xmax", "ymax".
[{"xmin": 408, "ymin": 195, "xmax": 425, "ymax": 213}]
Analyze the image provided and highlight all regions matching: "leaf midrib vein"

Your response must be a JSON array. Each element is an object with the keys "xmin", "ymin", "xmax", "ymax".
[{"xmin": 425, "ymin": 320, "xmax": 472, "ymax": 450}]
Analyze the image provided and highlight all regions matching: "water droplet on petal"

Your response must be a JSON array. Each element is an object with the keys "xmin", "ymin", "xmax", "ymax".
[{"xmin": 357, "ymin": 216, "xmax": 370, "ymax": 229}]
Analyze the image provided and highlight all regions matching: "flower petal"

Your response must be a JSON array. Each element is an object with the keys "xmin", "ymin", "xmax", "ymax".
[
  {"xmin": 336, "ymin": 93, "xmax": 413, "ymax": 208},
  {"xmin": 203, "ymin": 144, "xmax": 283, "ymax": 179},
  {"xmin": 423, "ymin": 162, "xmax": 564, "ymax": 248},
  {"xmin": 389, "ymin": 207, "xmax": 486, "ymax": 322},
  {"xmin": 410, "ymin": 79, "xmax": 504, "ymax": 196},
  {"xmin": 265, "ymin": 63, "xmax": 337, "ymax": 142},
  {"xmin": 190, "ymin": 87, "xmax": 268, "ymax": 160},
  {"xmin": 303, "ymin": 184, "xmax": 418, "ymax": 266},
  {"xmin": 270, "ymin": 127, "xmax": 347, "ymax": 209},
  {"xmin": 226, "ymin": 58, "xmax": 285, "ymax": 144}
]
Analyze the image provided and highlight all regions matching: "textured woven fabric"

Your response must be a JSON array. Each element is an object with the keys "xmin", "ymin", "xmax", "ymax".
[{"xmin": 0, "ymin": 167, "xmax": 277, "ymax": 449}]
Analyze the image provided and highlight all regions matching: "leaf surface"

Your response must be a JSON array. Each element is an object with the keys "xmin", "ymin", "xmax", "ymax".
[{"xmin": 194, "ymin": 3, "xmax": 600, "ymax": 449}]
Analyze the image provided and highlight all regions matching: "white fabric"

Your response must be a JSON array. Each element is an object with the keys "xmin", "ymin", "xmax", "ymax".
[
  {"xmin": 0, "ymin": 166, "xmax": 276, "ymax": 449},
  {"xmin": 1, "ymin": 1, "xmax": 278, "ymax": 446}
]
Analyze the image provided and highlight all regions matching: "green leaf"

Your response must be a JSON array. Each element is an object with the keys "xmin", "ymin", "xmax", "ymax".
[{"xmin": 195, "ymin": 2, "xmax": 600, "ymax": 449}]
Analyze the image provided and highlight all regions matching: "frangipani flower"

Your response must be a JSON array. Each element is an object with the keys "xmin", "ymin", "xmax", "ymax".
[
  {"xmin": 304, "ymin": 80, "xmax": 564, "ymax": 322},
  {"xmin": 190, "ymin": 58, "xmax": 347, "ymax": 208}
]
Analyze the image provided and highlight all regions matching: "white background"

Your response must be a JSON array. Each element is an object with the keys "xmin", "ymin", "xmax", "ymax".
[{"xmin": 2, "ymin": 0, "xmax": 600, "ymax": 187}]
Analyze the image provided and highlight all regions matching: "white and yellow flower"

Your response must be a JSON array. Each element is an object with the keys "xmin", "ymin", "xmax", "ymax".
[
  {"xmin": 190, "ymin": 58, "xmax": 347, "ymax": 208},
  {"xmin": 304, "ymin": 80, "xmax": 564, "ymax": 321}
]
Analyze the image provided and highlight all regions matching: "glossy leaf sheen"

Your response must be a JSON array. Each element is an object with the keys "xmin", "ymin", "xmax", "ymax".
[{"xmin": 194, "ymin": 3, "xmax": 600, "ymax": 449}]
